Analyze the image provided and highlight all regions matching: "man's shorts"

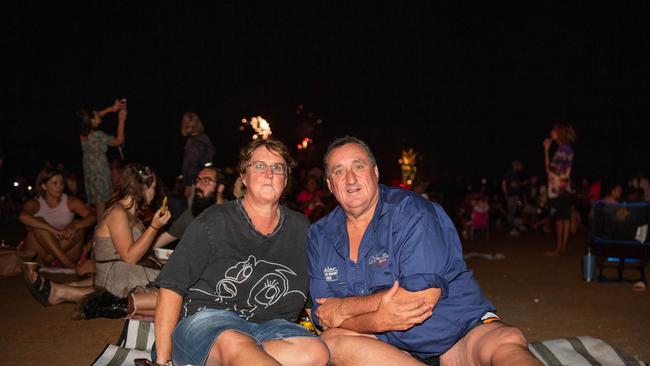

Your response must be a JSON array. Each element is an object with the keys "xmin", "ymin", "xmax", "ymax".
[
  {"xmin": 549, "ymin": 192, "xmax": 571, "ymax": 220},
  {"xmin": 168, "ymin": 309, "xmax": 318, "ymax": 365}
]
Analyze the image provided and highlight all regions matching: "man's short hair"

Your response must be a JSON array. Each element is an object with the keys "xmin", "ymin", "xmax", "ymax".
[{"xmin": 323, "ymin": 136, "xmax": 376, "ymax": 179}]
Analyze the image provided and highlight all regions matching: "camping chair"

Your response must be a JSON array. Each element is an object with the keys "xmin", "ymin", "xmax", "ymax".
[{"xmin": 591, "ymin": 201, "xmax": 650, "ymax": 283}]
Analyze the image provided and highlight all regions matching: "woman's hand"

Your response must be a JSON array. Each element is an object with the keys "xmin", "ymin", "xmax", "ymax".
[
  {"xmin": 151, "ymin": 207, "xmax": 172, "ymax": 230},
  {"xmin": 543, "ymin": 138, "xmax": 552, "ymax": 151},
  {"xmin": 48, "ymin": 226, "xmax": 63, "ymax": 239},
  {"xmin": 118, "ymin": 107, "xmax": 128, "ymax": 121},
  {"xmin": 61, "ymin": 224, "xmax": 77, "ymax": 240},
  {"xmin": 111, "ymin": 99, "xmax": 121, "ymax": 113}
]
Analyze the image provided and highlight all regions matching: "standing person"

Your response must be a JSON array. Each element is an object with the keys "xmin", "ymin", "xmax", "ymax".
[
  {"xmin": 19, "ymin": 168, "xmax": 96, "ymax": 268},
  {"xmin": 543, "ymin": 122, "xmax": 576, "ymax": 256},
  {"xmin": 308, "ymin": 136, "xmax": 541, "ymax": 366},
  {"xmin": 152, "ymin": 165, "xmax": 225, "ymax": 248},
  {"xmin": 180, "ymin": 112, "xmax": 215, "ymax": 205},
  {"xmin": 154, "ymin": 139, "xmax": 328, "ymax": 366},
  {"xmin": 78, "ymin": 98, "xmax": 127, "ymax": 220},
  {"xmin": 501, "ymin": 160, "xmax": 526, "ymax": 236}
]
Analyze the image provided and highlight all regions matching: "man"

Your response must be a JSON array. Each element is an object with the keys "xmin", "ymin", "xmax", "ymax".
[
  {"xmin": 153, "ymin": 165, "xmax": 225, "ymax": 248},
  {"xmin": 501, "ymin": 160, "xmax": 526, "ymax": 236},
  {"xmin": 308, "ymin": 136, "xmax": 541, "ymax": 366}
]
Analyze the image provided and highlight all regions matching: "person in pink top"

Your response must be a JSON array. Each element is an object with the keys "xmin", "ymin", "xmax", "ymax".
[{"xmin": 19, "ymin": 168, "xmax": 96, "ymax": 268}]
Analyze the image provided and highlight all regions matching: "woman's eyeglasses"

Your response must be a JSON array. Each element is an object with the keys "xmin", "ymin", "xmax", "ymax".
[{"xmin": 245, "ymin": 161, "xmax": 287, "ymax": 175}]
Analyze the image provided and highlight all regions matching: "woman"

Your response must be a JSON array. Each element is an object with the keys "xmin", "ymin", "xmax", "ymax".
[
  {"xmin": 23, "ymin": 164, "xmax": 171, "ymax": 320},
  {"xmin": 78, "ymin": 98, "xmax": 127, "ymax": 220},
  {"xmin": 19, "ymin": 168, "xmax": 96, "ymax": 268},
  {"xmin": 153, "ymin": 139, "xmax": 328, "ymax": 366},
  {"xmin": 180, "ymin": 112, "xmax": 215, "ymax": 203},
  {"xmin": 543, "ymin": 122, "xmax": 576, "ymax": 256}
]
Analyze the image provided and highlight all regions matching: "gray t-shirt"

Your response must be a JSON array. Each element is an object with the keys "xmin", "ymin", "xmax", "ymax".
[
  {"xmin": 155, "ymin": 199, "xmax": 310, "ymax": 324},
  {"xmin": 167, "ymin": 208, "xmax": 194, "ymax": 239}
]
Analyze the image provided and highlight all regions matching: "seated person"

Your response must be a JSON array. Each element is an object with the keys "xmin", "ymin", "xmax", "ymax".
[
  {"xmin": 153, "ymin": 165, "xmax": 225, "ymax": 248},
  {"xmin": 308, "ymin": 137, "xmax": 541, "ymax": 366},
  {"xmin": 19, "ymin": 168, "xmax": 96, "ymax": 268},
  {"xmin": 153, "ymin": 139, "xmax": 328, "ymax": 366},
  {"xmin": 22, "ymin": 164, "xmax": 171, "ymax": 320}
]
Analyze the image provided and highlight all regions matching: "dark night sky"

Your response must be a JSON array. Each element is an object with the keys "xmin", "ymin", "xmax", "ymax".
[{"xmin": 3, "ymin": 3, "xmax": 649, "ymax": 190}]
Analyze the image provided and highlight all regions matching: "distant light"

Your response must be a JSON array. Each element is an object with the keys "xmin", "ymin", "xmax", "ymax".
[
  {"xmin": 27, "ymin": 186, "xmax": 32, "ymax": 191},
  {"xmin": 297, "ymin": 144, "xmax": 303, "ymax": 150},
  {"xmin": 252, "ymin": 134, "xmax": 258, "ymax": 140},
  {"xmin": 204, "ymin": 162, "xmax": 213, "ymax": 167},
  {"xmin": 13, "ymin": 182, "xmax": 19, "ymax": 187},
  {"xmin": 241, "ymin": 118, "xmax": 247, "ymax": 124},
  {"xmin": 467, "ymin": 184, "xmax": 472, "ymax": 191},
  {"xmin": 481, "ymin": 178, "xmax": 487, "ymax": 185},
  {"xmin": 406, "ymin": 179, "xmax": 412, "ymax": 185}
]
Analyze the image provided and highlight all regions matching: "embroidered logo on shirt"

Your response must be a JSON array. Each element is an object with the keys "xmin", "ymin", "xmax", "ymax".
[
  {"xmin": 369, "ymin": 252, "xmax": 389, "ymax": 267},
  {"xmin": 324, "ymin": 266, "xmax": 338, "ymax": 282}
]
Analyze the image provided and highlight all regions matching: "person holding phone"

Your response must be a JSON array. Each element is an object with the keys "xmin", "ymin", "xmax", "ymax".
[{"xmin": 78, "ymin": 98, "xmax": 127, "ymax": 220}]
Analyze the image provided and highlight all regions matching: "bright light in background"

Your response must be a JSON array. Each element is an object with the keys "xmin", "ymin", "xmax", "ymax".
[
  {"xmin": 28, "ymin": 186, "xmax": 32, "ymax": 191},
  {"xmin": 13, "ymin": 182, "xmax": 19, "ymax": 187},
  {"xmin": 240, "ymin": 116, "xmax": 272, "ymax": 140},
  {"xmin": 297, "ymin": 137, "xmax": 312, "ymax": 151},
  {"xmin": 399, "ymin": 149, "xmax": 417, "ymax": 189}
]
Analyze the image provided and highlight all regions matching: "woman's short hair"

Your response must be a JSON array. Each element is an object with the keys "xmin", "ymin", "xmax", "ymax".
[
  {"xmin": 553, "ymin": 122, "xmax": 576, "ymax": 145},
  {"xmin": 106, "ymin": 164, "xmax": 157, "ymax": 218},
  {"xmin": 237, "ymin": 139, "xmax": 296, "ymax": 196},
  {"xmin": 35, "ymin": 168, "xmax": 63, "ymax": 197},
  {"xmin": 180, "ymin": 112, "xmax": 205, "ymax": 136}
]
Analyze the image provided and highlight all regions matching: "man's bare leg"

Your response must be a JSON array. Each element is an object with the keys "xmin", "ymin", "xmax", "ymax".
[
  {"xmin": 321, "ymin": 328, "xmax": 425, "ymax": 366},
  {"xmin": 440, "ymin": 322, "xmax": 542, "ymax": 366},
  {"xmin": 264, "ymin": 337, "xmax": 329, "ymax": 366},
  {"xmin": 206, "ymin": 330, "xmax": 280, "ymax": 366}
]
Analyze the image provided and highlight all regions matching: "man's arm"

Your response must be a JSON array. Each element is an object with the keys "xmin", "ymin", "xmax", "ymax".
[{"xmin": 336, "ymin": 282, "xmax": 436, "ymax": 333}]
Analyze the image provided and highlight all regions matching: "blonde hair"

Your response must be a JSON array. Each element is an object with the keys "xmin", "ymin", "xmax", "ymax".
[{"xmin": 180, "ymin": 112, "xmax": 205, "ymax": 136}]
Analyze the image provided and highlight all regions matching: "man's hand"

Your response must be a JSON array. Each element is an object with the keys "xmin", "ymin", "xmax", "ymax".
[
  {"xmin": 373, "ymin": 281, "xmax": 433, "ymax": 332},
  {"xmin": 61, "ymin": 225, "xmax": 77, "ymax": 240},
  {"xmin": 543, "ymin": 138, "xmax": 552, "ymax": 150},
  {"xmin": 315, "ymin": 297, "xmax": 347, "ymax": 330}
]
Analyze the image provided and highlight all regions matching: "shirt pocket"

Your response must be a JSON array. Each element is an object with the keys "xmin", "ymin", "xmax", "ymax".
[
  {"xmin": 326, "ymin": 281, "xmax": 350, "ymax": 297},
  {"xmin": 369, "ymin": 268, "xmax": 394, "ymax": 294}
]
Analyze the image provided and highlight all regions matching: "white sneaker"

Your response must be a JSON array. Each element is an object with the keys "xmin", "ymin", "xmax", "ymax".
[{"xmin": 509, "ymin": 229, "xmax": 520, "ymax": 236}]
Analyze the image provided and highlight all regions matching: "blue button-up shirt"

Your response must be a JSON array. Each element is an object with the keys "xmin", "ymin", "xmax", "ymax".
[{"xmin": 308, "ymin": 185, "xmax": 495, "ymax": 357}]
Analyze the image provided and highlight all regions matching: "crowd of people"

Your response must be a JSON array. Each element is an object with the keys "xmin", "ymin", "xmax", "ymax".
[{"xmin": 1, "ymin": 102, "xmax": 649, "ymax": 366}]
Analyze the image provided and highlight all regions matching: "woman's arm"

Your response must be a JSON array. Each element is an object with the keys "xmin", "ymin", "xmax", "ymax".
[
  {"xmin": 107, "ymin": 108, "xmax": 127, "ymax": 147},
  {"xmin": 106, "ymin": 207, "xmax": 171, "ymax": 264},
  {"xmin": 97, "ymin": 99, "xmax": 121, "ymax": 117},
  {"xmin": 62, "ymin": 196, "xmax": 96, "ymax": 238}
]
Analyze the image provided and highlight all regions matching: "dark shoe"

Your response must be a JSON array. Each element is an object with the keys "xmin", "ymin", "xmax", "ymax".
[
  {"xmin": 72, "ymin": 287, "xmax": 128, "ymax": 320},
  {"xmin": 22, "ymin": 262, "xmax": 51, "ymax": 306}
]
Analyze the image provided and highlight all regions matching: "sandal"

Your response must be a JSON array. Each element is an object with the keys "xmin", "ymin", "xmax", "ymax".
[{"xmin": 22, "ymin": 262, "xmax": 51, "ymax": 306}]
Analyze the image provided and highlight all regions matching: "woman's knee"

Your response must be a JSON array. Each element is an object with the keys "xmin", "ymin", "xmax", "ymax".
[{"xmin": 213, "ymin": 330, "xmax": 259, "ymax": 361}]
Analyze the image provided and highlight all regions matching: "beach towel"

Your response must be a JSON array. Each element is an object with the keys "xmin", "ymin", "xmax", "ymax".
[{"xmin": 91, "ymin": 320, "xmax": 647, "ymax": 366}]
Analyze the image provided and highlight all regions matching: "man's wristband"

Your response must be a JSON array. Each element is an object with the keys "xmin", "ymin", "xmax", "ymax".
[{"xmin": 150, "ymin": 224, "xmax": 160, "ymax": 231}]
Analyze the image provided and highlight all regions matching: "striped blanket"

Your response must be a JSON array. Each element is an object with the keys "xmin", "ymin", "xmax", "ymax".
[{"xmin": 92, "ymin": 320, "xmax": 647, "ymax": 366}]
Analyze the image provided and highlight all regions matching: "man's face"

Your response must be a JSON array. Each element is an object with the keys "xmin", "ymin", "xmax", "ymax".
[
  {"xmin": 194, "ymin": 168, "xmax": 218, "ymax": 199},
  {"xmin": 326, "ymin": 143, "xmax": 380, "ymax": 218}
]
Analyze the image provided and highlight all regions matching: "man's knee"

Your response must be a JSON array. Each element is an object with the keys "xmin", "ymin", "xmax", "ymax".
[
  {"xmin": 491, "ymin": 325, "xmax": 527, "ymax": 347},
  {"xmin": 282, "ymin": 338, "xmax": 330, "ymax": 366}
]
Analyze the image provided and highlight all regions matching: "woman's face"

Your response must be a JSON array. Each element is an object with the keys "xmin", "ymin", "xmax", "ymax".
[
  {"xmin": 550, "ymin": 128, "xmax": 558, "ymax": 141},
  {"xmin": 91, "ymin": 111, "xmax": 102, "ymax": 128},
  {"xmin": 41, "ymin": 174, "xmax": 64, "ymax": 199},
  {"xmin": 241, "ymin": 147, "xmax": 287, "ymax": 204},
  {"xmin": 144, "ymin": 179, "xmax": 157, "ymax": 205}
]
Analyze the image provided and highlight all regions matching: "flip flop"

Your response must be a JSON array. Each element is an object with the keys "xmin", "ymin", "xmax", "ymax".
[
  {"xmin": 22, "ymin": 262, "xmax": 51, "ymax": 306},
  {"xmin": 632, "ymin": 281, "xmax": 646, "ymax": 292}
]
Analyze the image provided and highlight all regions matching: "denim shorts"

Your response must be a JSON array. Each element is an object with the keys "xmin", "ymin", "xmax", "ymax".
[{"xmin": 168, "ymin": 309, "xmax": 318, "ymax": 366}]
